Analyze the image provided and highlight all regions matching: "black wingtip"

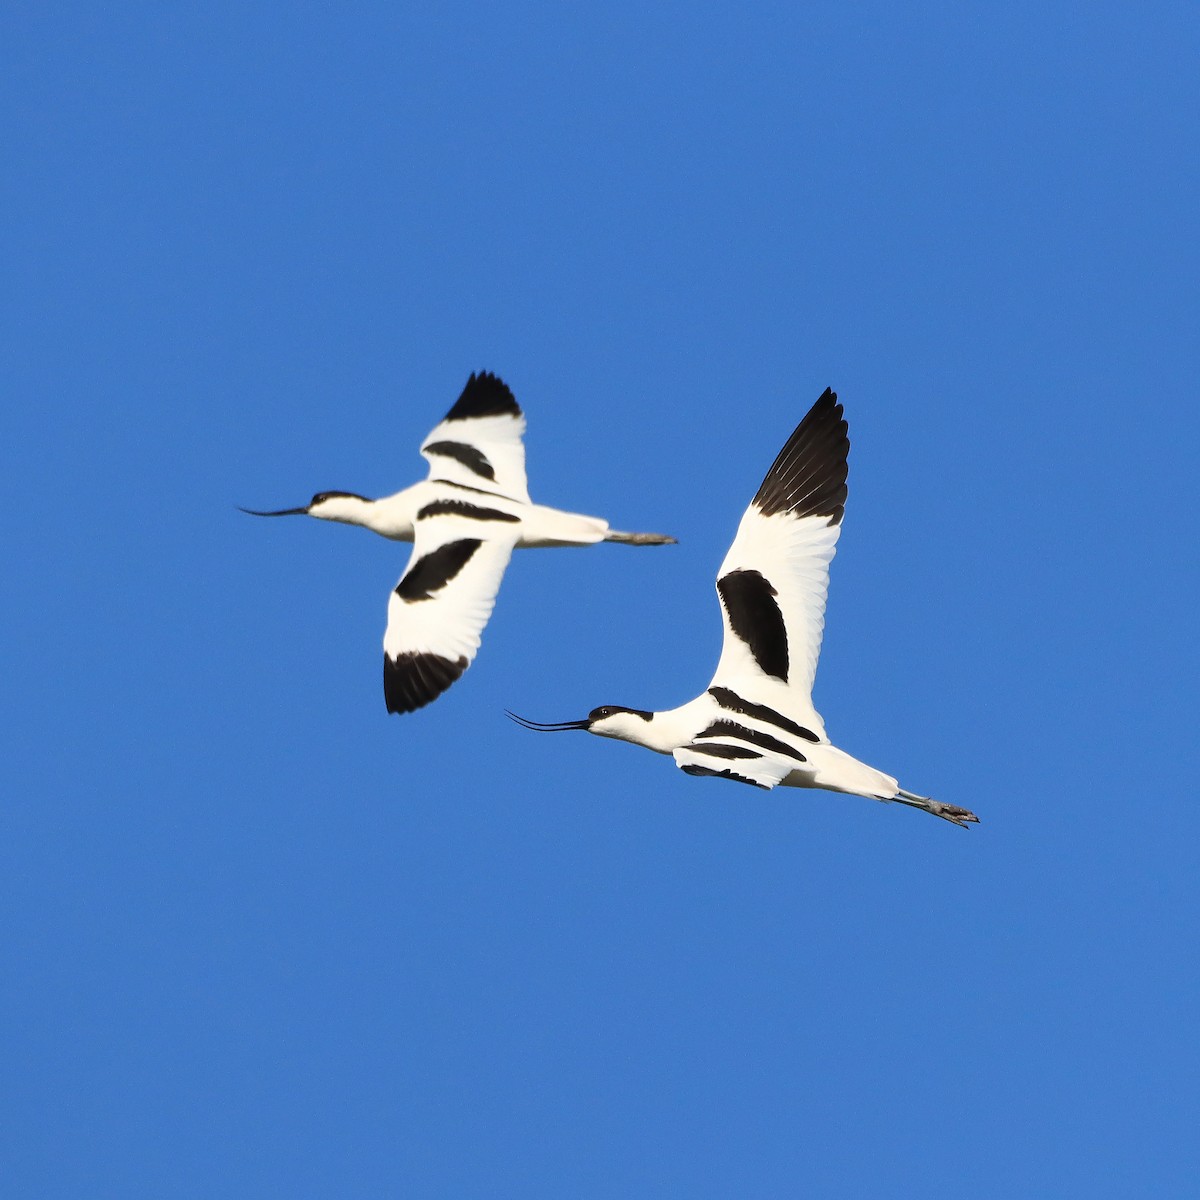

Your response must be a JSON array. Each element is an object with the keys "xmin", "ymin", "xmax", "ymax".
[
  {"xmin": 751, "ymin": 387, "xmax": 849, "ymax": 524},
  {"xmin": 384, "ymin": 651, "xmax": 468, "ymax": 714},
  {"xmin": 443, "ymin": 372, "xmax": 522, "ymax": 422}
]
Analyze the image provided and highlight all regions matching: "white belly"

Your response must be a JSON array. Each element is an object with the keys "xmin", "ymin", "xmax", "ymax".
[{"xmin": 782, "ymin": 742, "xmax": 899, "ymax": 800}]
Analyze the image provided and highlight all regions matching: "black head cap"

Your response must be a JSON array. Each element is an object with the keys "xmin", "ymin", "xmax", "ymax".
[
  {"xmin": 310, "ymin": 490, "xmax": 369, "ymax": 506},
  {"xmin": 587, "ymin": 705, "xmax": 653, "ymax": 723}
]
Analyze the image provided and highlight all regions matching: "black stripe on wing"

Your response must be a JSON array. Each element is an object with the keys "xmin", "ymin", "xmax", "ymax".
[
  {"xmin": 678, "ymin": 763, "xmax": 770, "ymax": 789},
  {"xmin": 687, "ymin": 742, "xmax": 763, "ymax": 761},
  {"xmin": 442, "ymin": 372, "xmax": 522, "ymax": 421},
  {"xmin": 424, "ymin": 441, "xmax": 496, "ymax": 481},
  {"xmin": 384, "ymin": 651, "xmax": 468, "ymax": 714},
  {"xmin": 707, "ymin": 687, "xmax": 821, "ymax": 742},
  {"xmin": 417, "ymin": 499, "xmax": 520, "ymax": 523},
  {"xmin": 752, "ymin": 388, "xmax": 849, "ymax": 524},
  {"xmin": 696, "ymin": 719, "xmax": 808, "ymax": 762},
  {"xmin": 716, "ymin": 569, "xmax": 789, "ymax": 681},
  {"xmin": 394, "ymin": 539, "xmax": 482, "ymax": 601}
]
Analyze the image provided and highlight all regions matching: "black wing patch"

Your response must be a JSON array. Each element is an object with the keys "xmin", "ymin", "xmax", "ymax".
[
  {"xmin": 417, "ymin": 499, "xmax": 520, "ymax": 523},
  {"xmin": 423, "ymin": 441, "xmax": 496, "ymax": 481},
  {"xmin": 752, "ymin": 388, "xmax": 849, "ymax": 525},
  {"xmin": 687, "ymin": 742, "xmax": 763, "ymax": 761},
  {"xmin": 696, "ymin": 719, "xmax": 808, "ymax": 762},
  {"xmin": 395, "ymin": 539, "xmax": 482, "ymax": 601},
  {"xmin": 384, "ymin": 651, "xmax": 469, "ymax": 714},
  {"xmin": 716, "ymin": 569, "xmax": 789, "ymax": 681},
  {"xmin": 678, "ymin": 763, "xmax": 770, "ymax": 789},
  {"xmin": 443, "ymin": 372, "xmax": 522, "ymax": 422},
  {"xmin": 707, "ymin": 687, "xmax": 820, "ymax": 743}
]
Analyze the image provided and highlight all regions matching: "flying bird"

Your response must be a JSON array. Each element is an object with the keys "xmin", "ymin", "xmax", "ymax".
[
  {"xmin": 243, "ymin": 372, "xmax": 675, "ymax": 714},
  {"xmin": 509, "ymin": 389, "xmax": 977, "ymax": 827}
]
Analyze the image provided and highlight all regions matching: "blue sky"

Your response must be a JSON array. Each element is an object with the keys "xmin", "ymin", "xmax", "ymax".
[{"xmin": 3, "ymin": 2, "xmax": 1198, "ymax": 1196}]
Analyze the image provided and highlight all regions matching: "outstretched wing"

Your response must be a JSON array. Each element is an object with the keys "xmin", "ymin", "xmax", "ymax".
[
  {"xmin": 382, "ymin": 505, "xmax": 521, "ymax": 713},
  {"xmin": 706, "ymin": 389, "xmax": 849, "ymax": 736},
  {"xmin": 419, "ymin": 372, "xmax": 530, "ymax": 504}
]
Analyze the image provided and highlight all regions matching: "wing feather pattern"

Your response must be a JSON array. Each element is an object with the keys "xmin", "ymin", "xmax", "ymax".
[
  {"xmin": 706, "ymin": 389, "xmax": 848, "ymax": 736},
  {"xmin": 382, "ymin": 506, "xmax": 520, "ymax": 713},
  {"xmin": 673, "ymin": 743, "xmax": 794, "ymax": 789},
  {"xmin": 419, "ymin": 372, "xmax": 530, "ymax": 503}
]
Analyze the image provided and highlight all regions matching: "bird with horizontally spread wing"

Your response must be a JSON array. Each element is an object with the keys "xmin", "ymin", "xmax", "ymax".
[
  {"xmin": 510, "ymin": 388, "xmax": 978, "ymax": 827},
  {"xmin": 243, "ymin": 372, "xmax": 675, "ymax": 714}
]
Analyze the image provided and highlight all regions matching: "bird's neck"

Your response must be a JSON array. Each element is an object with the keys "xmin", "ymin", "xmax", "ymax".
[
  {"xmin": 311, "ymin": 493, "xmax": 418, "ymax": 541},
  {"xmin": 599, "ymin": 704, "xmax": 705, "ymax": 754}
]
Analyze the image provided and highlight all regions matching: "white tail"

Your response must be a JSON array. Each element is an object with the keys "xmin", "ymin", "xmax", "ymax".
[{"xmin": 518, "ymin": 505, "xmax": 676, "ymax": 548}]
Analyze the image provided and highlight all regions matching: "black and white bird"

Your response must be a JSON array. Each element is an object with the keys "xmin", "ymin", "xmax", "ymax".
[
  {"xmin": 243, "ymin": 372, "xmax": 675, "ymax": 714},
  {"xmin": 510, "ymin": 389, "xmax": 978, "ymax": 827}
]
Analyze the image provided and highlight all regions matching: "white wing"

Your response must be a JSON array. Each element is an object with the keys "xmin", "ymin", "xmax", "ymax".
[
  {"xmin": 419, "ymin": 372, "xmax": 530, "ymax": 504},
  {"xmin": 382, "ymin": 504, "xmax": 521, "ymax": 713},
  {"xmin": 705, "ymin": 389, "xmax": 848, "ymax": 738}
]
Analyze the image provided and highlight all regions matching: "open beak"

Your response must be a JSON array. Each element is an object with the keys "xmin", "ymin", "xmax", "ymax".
[
  {"xmin": 238, "ymin": 505, "xmax": 310, "ymax": 517},
  {"xmin": 505, "ymin": 710, "xmax": 590, "ymax": 732}
]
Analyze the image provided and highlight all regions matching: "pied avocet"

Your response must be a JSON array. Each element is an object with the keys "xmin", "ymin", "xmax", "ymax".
[
  {"xmin": 509, "ymin": 388, "xmax": 977, "ymax": 827},
  {"xmin": 243, "ymin": 372, "xmax": 675, "ymax": 713}
]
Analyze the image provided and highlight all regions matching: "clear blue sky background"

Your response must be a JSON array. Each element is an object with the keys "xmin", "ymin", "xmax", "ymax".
[{"xmin": 3, "ymin": 3, "xmax": 1197, "ymax": 1196}]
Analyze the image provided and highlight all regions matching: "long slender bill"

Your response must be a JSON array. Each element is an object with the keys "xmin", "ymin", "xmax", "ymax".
[
  {"xmin": 238, "ymin": 505, "xmax": 311, "ymax": 517},
  {"xmin": 505, "ymin": 710, "xmax": 589, "ymax": 732}
]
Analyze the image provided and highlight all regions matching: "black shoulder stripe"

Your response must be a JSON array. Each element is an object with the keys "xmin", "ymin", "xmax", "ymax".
[
  {"xmin": 395, "ymin": 538, "xmax": 482, "ymax": 601},
  {"xmin": 752, "ymin": 388, "xmax": 848, "ymax": 525},
  {"xmin": 707, "ymin": 687, "xmax": 820, "ymax": 742},
  {"xmin": 424, "ymin": 441, "xmax": 496, "ymax": 481},
  {"xmin": 443, "ymin": 372, "xmax": 521, "ymax": 421},
  {"xmin": 417, "ymin": 499, "xmax": 520, "ymax": 523},
  {"xmin": 384, "ymin": 651, "xmax": 468, "ymax": 713},
  {"xmin": 679, "ymin": 763, "xmax": 770, "ymax": 790},
  {"xmin": 696, "ymin": 719, "xmax": 807, "ymax": 762},
  {"xmin": 688, "ymin": 742, "xmax": 762, "ymax": 761},
  {"xmin": 716, "ymin": 568, "xmax": 789, "ymax": 681}
]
